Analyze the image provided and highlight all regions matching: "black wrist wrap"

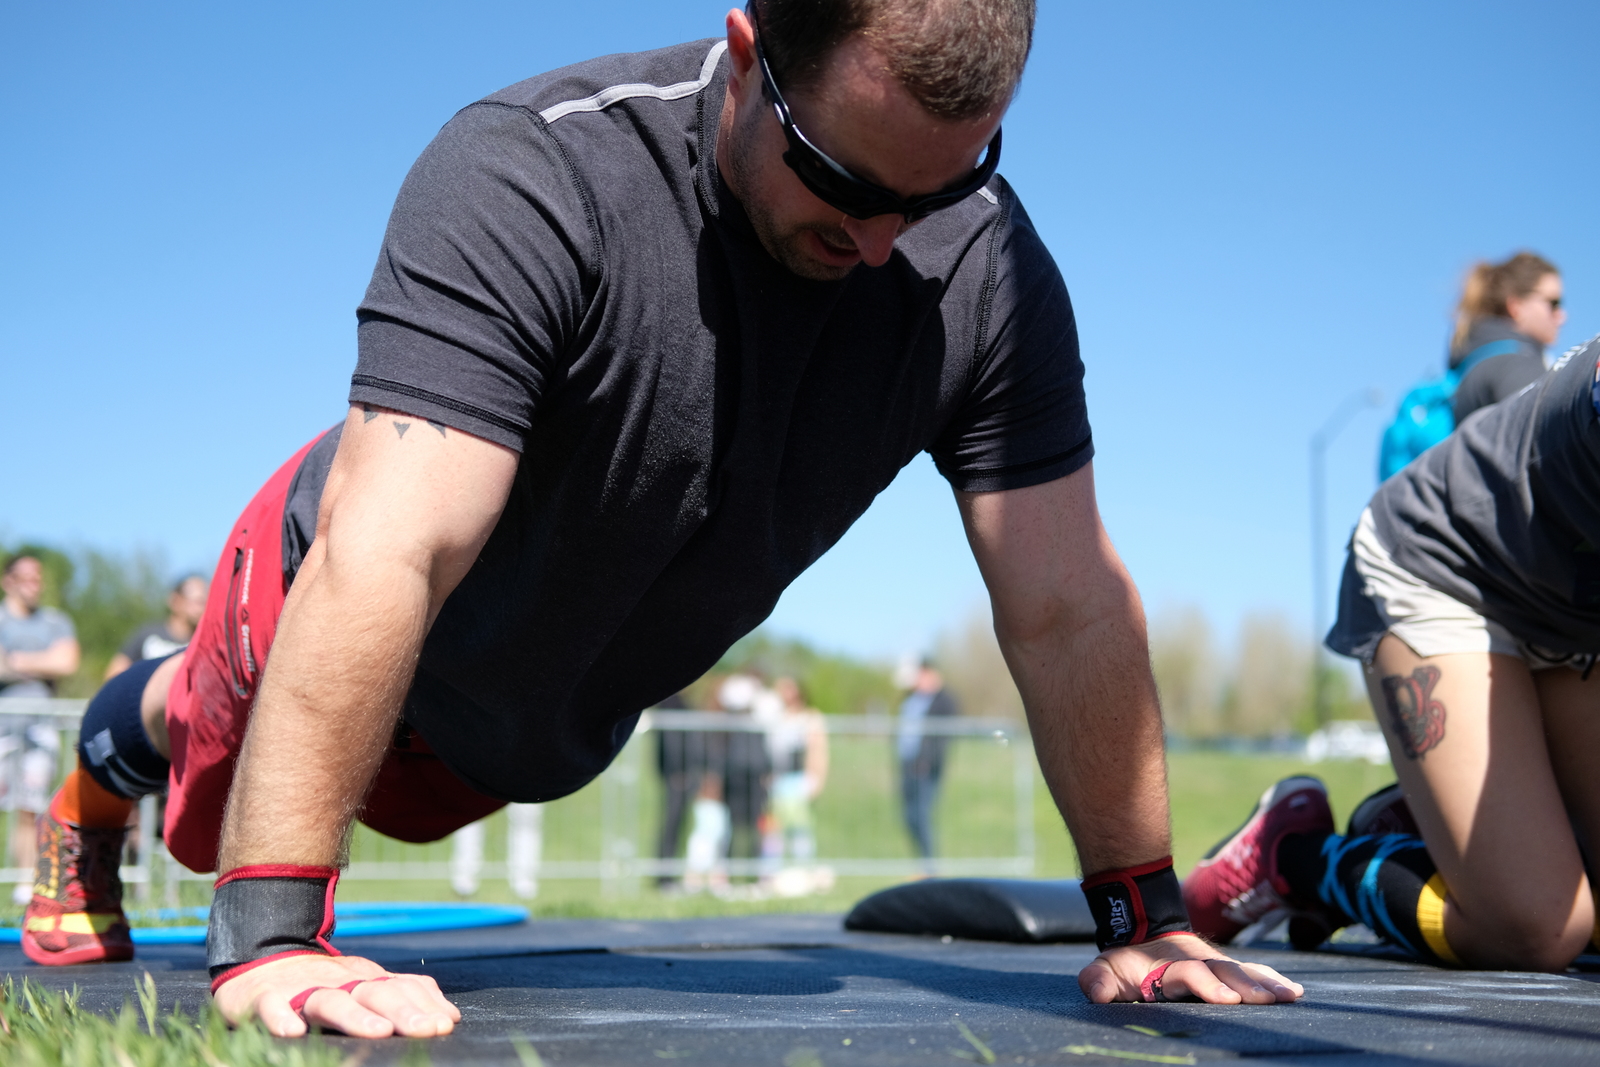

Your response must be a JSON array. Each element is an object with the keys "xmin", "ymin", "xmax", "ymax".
[
  {"xmin": 208, "ymin": 865, "xmax": 341, "ymax": 990},
  {"xmin": 1080, "ymin": 856, "xmax": 1192, "ymax": 951}
]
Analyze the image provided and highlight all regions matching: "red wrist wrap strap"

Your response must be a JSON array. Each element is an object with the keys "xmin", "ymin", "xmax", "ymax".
[
  {"xmin": 1080, "ymin": 856, "xmax": 1192, "ymax": 951},
  {"xmin": 208, "ymin": 865, "xmax": 342, "ymax": 992}
]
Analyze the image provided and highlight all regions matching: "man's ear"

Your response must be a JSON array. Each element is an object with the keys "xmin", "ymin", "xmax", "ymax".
[{"xmin": 724, "ymin": 7, "xmax": 759, "ymax": 101}]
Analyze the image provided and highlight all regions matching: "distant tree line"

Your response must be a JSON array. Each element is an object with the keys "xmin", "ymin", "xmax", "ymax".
[
  {"xmin": 8, "ymin": 538, "xmax": 1349, "ymax": 735},
  {"xmin": 1148, "ymin": 605, "xmax": 1370, "ymax": 738},
  {"xmin": 712, "ymin": 610, "xmax": 1028, "ymax": 720},
  {"xmin": 0, "ymin": 541, "xmax": 171, "ymax": 698}
]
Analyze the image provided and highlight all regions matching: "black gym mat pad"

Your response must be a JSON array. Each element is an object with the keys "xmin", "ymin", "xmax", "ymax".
[
  {"xmin": 6, "ymin": 913, "xmax": 1600, "ymax": 1065},
  {"xmin": 845, "ymin": 878, "xmax": 1097, "ymax": 942}
]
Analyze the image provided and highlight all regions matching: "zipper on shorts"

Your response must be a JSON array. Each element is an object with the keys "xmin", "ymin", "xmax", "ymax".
[{"xmin": 223, "ymin": 547, "xmax": 253, "ymax": 698}]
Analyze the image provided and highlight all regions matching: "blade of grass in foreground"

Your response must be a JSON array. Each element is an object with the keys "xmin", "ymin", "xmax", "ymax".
[{"xmin": 0, "ymin": 973, "xmax": 353, "ymax": 1067}]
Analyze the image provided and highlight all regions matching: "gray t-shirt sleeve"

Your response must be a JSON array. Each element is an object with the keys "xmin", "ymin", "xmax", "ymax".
[
  {"xmin": 929, "ymin": 196, "xmax": 1092, "ymax": 493},
  {"xmin": 352, "ymin": 103, "xmax": 600, "ymax": 452}
]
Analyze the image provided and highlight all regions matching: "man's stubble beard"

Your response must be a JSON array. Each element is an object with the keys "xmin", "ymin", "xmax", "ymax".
[{"xmin": 726, "ymin": 113, "xmax": 856, "ymax": 283}]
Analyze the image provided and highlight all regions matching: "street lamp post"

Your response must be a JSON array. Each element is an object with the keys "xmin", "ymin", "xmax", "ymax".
[{"xmin": 1310, "ymin": 388, "xmax": 1383, "ymax": 726}]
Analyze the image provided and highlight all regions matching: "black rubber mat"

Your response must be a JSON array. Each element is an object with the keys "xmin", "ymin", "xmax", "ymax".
[{"xmin": 6, "ymin": 914, "xmax": 1600, "ymax": 1065}]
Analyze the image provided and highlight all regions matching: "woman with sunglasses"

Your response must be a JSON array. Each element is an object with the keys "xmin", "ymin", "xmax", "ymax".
[
  {"xmin": 1449, "ymin": 251, "xmax": 1565, "ymax": 425},
  {"xmin": 1187, "ymin": 329, "xmax": 1600, "ymax": 975}
]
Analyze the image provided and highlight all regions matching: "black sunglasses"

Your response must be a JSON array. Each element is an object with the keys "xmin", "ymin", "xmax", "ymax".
[{"xmin": 750, "ymin": 20, "xmax": 1001, "ymax": 223}]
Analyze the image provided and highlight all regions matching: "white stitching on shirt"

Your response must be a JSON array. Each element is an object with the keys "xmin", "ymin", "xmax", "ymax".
[{"xmin": 539, "ymin": 41, "xmax": 727, "ymax": 123}]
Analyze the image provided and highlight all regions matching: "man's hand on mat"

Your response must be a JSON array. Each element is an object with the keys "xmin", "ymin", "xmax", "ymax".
[
  {"xmin": 215, "ymin": 953, "xmax": 461, "ymax": 1038},
  {"xmin": 1079, "ymin": 934, "xmax": 1304, "ymax": 1004}
]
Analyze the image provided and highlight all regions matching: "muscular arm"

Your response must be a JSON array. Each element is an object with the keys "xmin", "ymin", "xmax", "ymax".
[
  {"xmin": 959, "ymin": 462, "xmax": 1301, "ymax": 1005},
  {"xmin": 957, "ymin": 463, "xmax": 1168, "ymax": 871},
  {"xmin": 5, "ymin": 637, "xmax": 80, "ymax": 683},
  {"xmin": 213, "ymin": 405, "xmax": 517, "ymax": 1034},
  {"xmin": 219, "ymin": 406, "xmax": 516, "ymax": 868}
]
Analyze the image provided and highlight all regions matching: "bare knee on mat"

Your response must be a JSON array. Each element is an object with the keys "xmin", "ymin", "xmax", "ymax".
[{"xmin": 1451, "ymin": 892, "xmax": 1593, "ymax": 971}]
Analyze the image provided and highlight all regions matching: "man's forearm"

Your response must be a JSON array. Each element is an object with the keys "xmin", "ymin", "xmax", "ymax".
[
  {"xmin": 1000, "ymin": 569, "xmax": 1171, "ymax": 874},
  {"xmin": 6, "ymin": 639, "xmax": 80, "ymax": 682},
  {"xmin": 216, "ymin": 543, "xmax": 428, "ymax": 871}
]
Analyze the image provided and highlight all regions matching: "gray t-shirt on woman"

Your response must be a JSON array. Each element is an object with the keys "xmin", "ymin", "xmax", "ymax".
[{"xmin": 1371, "ymin": 335, "xmax": 1600, "ymax": 654}]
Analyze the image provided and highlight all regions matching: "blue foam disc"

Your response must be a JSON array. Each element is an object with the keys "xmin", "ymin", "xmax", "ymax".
[{"xmin": 0, "ymin": 901, "xmax": 529, "ymax": 945}]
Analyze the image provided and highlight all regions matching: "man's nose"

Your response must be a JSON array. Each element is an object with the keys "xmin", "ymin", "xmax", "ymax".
[{"xmin": 841, "ymin": 214, "xmax": 906, "ymax": 268}]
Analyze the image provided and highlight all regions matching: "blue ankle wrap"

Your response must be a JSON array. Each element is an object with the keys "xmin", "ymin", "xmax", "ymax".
[{"xmin": 1318, "ymin": 832, "xmax": 1435, "ymax": 958}]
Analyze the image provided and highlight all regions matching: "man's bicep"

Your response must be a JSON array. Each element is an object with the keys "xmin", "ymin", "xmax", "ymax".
[
  {"xmin": 316, "ymin": 405, "xmax": 519, "ymax": 604},
  {"xmin": 956, "ymin": 461, "xmax": 1126, "ymax": 639}
]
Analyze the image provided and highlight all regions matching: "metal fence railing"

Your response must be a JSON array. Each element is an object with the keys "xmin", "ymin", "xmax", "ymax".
[{"xmin": 0, "ymin": 701, "xmax": 1037, "ymax": 902}]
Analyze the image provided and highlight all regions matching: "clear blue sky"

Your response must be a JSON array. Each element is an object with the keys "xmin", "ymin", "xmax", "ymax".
[{"xmin": 4, "ymin": 2, "xmax": 1596, "ymax": 661}]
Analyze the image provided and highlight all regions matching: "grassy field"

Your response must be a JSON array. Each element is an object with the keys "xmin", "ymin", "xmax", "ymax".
[
  {"xmin": 0, "ymin": 740, "xmax": 1394, "ymax": 924},
  {"xmin": 324, "ymin": 741, "xmax": 1395, "ymax": 919}
]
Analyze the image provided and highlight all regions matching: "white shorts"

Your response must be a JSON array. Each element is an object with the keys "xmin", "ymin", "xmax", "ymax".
[{"xmin": 1349, "ymin": 508, "xmax": 1592, "ymax": 672}]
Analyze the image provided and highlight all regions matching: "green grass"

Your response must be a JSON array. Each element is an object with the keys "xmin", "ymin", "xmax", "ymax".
[
  {"xmin": 0, "ymin": 973, "xmax": 349, "ymax": 1067},
  {"xmin": 1164, "ymin": 752, "xmax": 1395, "ymax": 875},
  {"xmin": 0, "ymin": 743, "xmax": 1392, "ymax": 922},
  {"xmin": 327, "ymin": 744, "xmax": 1393, "ymax": 915}
]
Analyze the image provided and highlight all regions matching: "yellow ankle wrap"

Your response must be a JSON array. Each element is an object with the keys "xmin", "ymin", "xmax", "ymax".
[{"xmin": 1416, "ymin": 873, "xmax": 1461, "ymax": 965}]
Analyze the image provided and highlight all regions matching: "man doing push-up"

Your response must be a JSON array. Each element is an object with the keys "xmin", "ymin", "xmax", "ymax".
[{"xmin": 24, "ymin": 0, "xmax": 1303, "ymax": 1037}]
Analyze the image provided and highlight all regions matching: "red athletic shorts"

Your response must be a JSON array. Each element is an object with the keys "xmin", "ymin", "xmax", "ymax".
[{"xmin": 162, "ymin": 433, "xmax": 506, "ymax": 874}]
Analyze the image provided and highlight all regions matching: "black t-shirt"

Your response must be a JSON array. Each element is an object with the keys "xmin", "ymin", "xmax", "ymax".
[
  {"xmin": 118, "ymin": 621, "xmax": 189, "ymax": 662},
  {"xmin": 337, "ymin": 39, "xmax": 1090, "ymax": 803}
]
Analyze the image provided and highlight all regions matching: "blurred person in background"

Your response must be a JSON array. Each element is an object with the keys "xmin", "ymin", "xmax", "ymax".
[
  {"xmin": 1450, "ymin": 251, "xmax": 1566, "ymax": 426},
  {"xmin": 0, "ymin": 556, "xmax": 79, "ymax": 699},
  {"xmin": 896, "ymin": 658, "xmax": 957, "ymax": 869},
  {"xmin": 760, "ymin": 676, "xmax": 830, "ymax": 896},
  {"xmin": 104, "ymin": 574, "xmax": 209, "ymax": 680},
  {"xmin": 718, "ymin": 673, "xmax": 773, "ymax": 893},
  {"xmin": 652, "ymin": 689, "xmax": 708, "ymax": 890},
  {"xmin": 0, "ymin": 555, "xmax": 80, "ymax": 903}
]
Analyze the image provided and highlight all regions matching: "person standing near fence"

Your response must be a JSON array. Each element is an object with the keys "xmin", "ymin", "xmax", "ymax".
[
  {"xmin": 718, "ymin": 674, "xmax": 773, "ymax": 890},
  {"xmin": 0, "ymin": 555, "xmax": 80, "ymax": 904},
  {"xmin": 896, "ymin": 659, "xmax": 956, "ymax": 869},
  {"xmin": 22, "ymin": 0, "xmax": 1303, "ymax": 1034},
  {"xmin": 761, "ymin": 676, "xmax": 829, "ymax": 895},
  {"xmin": 0, "ymin": 556, "xmax": 80, "ymax": 700},
  {"xmin": 104, "ymin": 574, "xmax": 209, "ymax": 680},
  {"xmin": 651, "ymin": 690, "xmax": 701, "ymax": 890}
]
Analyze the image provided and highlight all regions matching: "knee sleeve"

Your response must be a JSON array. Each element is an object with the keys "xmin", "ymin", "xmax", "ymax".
[{"xmin": 77, "ymin": 655, "xmax": 172, "ymax": 800}]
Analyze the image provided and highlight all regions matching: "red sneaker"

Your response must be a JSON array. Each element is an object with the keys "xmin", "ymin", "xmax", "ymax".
[
  {"xmin": 21, "ymin": 810, "xmax": 134, "ymax": 966},
  {"xmin": 1183, "ymin": 776, "xmax": 1335, "ymax": 945}
]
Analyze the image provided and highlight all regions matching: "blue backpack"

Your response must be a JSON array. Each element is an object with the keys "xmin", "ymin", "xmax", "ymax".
[{"xmin": 1377, "ymin": 339, "xmax": 1520, "ymax": 480}]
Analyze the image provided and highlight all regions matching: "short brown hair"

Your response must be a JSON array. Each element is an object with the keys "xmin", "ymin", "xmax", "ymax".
[
  {"xmin": 752, "ymin": 0, "xmax": 1035, "ymax": 120},
  {"xmin": 1452, "ymin": 251, "xmax": 1559, "ymax": 351}
]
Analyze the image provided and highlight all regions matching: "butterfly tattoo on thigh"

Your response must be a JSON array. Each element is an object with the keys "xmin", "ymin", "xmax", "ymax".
[{"xmin": 1380, "ymin": 665, "xmax": 1447, "ymax": 759}]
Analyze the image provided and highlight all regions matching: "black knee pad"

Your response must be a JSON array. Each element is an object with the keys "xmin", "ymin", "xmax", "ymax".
[{"xmin": 77, "ymin": 654, "xmax": 173, "ymax": 800}]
